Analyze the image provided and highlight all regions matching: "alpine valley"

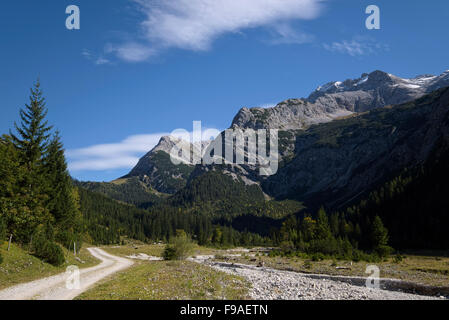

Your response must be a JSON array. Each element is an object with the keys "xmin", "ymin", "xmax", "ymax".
[{"xmin": 76, "ymin": 69, "xmax": 449, "ymax": 250}]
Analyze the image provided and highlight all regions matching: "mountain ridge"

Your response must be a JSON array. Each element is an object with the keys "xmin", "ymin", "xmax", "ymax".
[
  {"xmin": 231, "ymin": 70, "xmax": 449, "ymax": 130},
  {"xmin": 114, "ymin": 69, "xmax": 449, "ymax": 214}
]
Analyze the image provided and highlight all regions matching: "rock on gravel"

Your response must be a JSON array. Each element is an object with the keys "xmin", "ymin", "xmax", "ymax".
[{"xmin": 126, "ymin": 253, "xmax": 163, "ymax": 261}]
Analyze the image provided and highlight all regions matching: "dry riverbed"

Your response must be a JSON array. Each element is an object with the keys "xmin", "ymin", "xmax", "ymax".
[{"xmin": 195, "ymin": 260, "xmax": 442, "ymax": 300}]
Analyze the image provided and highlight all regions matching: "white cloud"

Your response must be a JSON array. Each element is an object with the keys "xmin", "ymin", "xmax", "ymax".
[
  {"xmin": 82, "ymin": 49, "xmax": 111, "ymax": 65},
  {"xmin": 67, "ymin": 133, "xmax": 169, "ymax": 171},
  {"xmin": 267, "ymin": 24, "xmax": 315, "ymax": 45},
  {"xmin": 95, "ymin": 57, "xmax": 111, "ymax": 65},
  {"xmin": 106, "ymin": 42, "xmax": 156, "ymax": 63},
  {"xmin": 105, "ymin": 0, "xmax": 324, "ymax": 62},
  {"xmin": 256, "ymin": 103, "xmax": 277, "ymax": 109},
  {"xmin": 69, "ymin": 157, "xmax": 141, "ymax": 171},
  {"xmin": 81, "ymin": 49, "xmax": 92, "ymax": 59},
  {"xmin": 323, "ymin": 37, "xmax": 389, "ymax": 56},
  {"xmin": 67, "ymin": 127, "xmax": 221, "ymax": 172}
]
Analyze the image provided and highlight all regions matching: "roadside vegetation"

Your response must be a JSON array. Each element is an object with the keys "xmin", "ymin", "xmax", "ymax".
[{"xmin": 0, "ymin": 241, "xmax": 99, "ymax": 290}]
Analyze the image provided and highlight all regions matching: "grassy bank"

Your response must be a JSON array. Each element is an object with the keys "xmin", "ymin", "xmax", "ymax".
[
  {"xmin": 76, "ymin": 260, "xmax": 249, "ymax": 300},
  {"xmin": 0, "ymin": 242, "xmax": 100, "ymax": 290},
  {"xmin": 102, "ymin": 243, "xmax": 219, "ymax": 258}
]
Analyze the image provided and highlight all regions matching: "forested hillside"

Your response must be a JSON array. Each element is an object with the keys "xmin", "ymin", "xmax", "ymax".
[
  {"xmin": 338, "ymin": 138, "xmax": 449, "ymax": 250},
  {"xmin": 74, "ymin": 177, "xmax": 164, "ymax": 209},
  {"xmin": 78, "ymin": 186, "xmax": 272, "ymax": 247}
]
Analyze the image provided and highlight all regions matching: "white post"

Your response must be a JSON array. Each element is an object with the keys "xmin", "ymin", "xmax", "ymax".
[
  {"xmin": 8, "ymin": 234, "xmax": 12, "ymax": 251},
  {"xmin": 74, "ymin": 241, "xmax": 76, "ymax": 256}
]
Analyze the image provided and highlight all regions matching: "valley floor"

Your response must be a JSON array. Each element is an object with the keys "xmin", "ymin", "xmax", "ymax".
[
  {"xmin": 1, "ymin": 243, "xmax": 447, "ymax": 300},
  {"xmin": 95, "ymin": 244, "xmax": 448, "ymax": 300}
]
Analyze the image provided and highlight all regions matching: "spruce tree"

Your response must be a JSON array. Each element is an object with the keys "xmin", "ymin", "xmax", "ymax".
[
  {"xmin": 44, "ymin": 132, "xmax": 83, "ymax": 248},
  {"xmin": 11, "ymin": 80, "xmax": 52, "ymax": 169},
  {"xmin": 9, "ymin": 80, "xmax": 53, "ymax": 242},
  {"xmin": 315, "ymin": 207, "xmax": 332, "ymax": 240},
  {"xmin": 371, "ymin": 216, "xmax": 389, "ymax": 248}
]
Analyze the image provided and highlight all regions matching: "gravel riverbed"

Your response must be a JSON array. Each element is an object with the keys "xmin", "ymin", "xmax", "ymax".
[{"xmin": 197, "ymin": 260, "xmax": 441, "ymax": 300}]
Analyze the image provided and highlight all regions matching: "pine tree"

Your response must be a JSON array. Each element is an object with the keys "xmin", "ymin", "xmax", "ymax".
[
  {"xmin": 371, "ymin": 216, "xmax": 389, "ymax": 248},
  {"xmin": 315, "ymin": 207, "xmax": 332, "ymax": 240},
  {"xmin": 45, "ymin": 132, "xmax": 83, "ymax": 248},
  {"xmin": 45, "ymin": 133, "xmax": 79, "ymax": 222},
  {"xmin": 9, "ymin": 80, "xmax": 54, "ymax": 242},
  {"xmin": 11, "ymin": 80, "xmax": 53, "ymax": 169}
]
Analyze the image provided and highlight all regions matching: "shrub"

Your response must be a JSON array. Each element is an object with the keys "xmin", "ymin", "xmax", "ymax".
[
  {"xmin": 308, "ymin": 238, "xmax": 340, "ymax": 256},
  {"xmin": 279, "ymin": 241, "xmax": 295, "ymax": 254},
  {"xmin": 393, "ymin": 254, "xmax": 404, "ymax": 264},
  {"xmin": 268, "ymin": 250, "xmax": 280, "ymax": 257},
  {"xmin": 311, "ymin": 253, "xmax": 326, "ymax": 261},
  {"xmin": 0, "ymin": 217, "xmax": 6, "ymax": 265},
  {"xmin": 34, "ymin": 240, "xmax": 65, "ymax": 266},
  {"xmin": 351, "ymin": 250, "xmax": 363, "ymax": 262},
  {"xmin": 32, "ymin": 228, "xmax": 65, "ymax": 266},
  {"xmin": 303, "ymin": 260, "xmax": 312, "ymax": 269},
  {"xmin": 0, "ymin": 216, "xmax": 6, "ymax": 242},
  {"xmin": 374, "ymin": 245, "xmax": 393, "ymax": 258},
  {"xmin": 163, "ymin": 247, "xmax": 177, "ymax": 260},
  {"xmin": 163, "ymin": 230, "xmax": 195, "ymax": 261}
]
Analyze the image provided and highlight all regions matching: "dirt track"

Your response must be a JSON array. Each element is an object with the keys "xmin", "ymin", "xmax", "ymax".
[{"xmin": 0, "ymin": 248, "xmax": 133, "ymax": 300}]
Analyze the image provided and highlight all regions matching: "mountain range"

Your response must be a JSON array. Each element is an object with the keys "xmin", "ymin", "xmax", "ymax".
[
  {"xmin": 76, "ymin": 69, "xmax": 449, "ymax": 249},
  {"xmin": 81, "ymin": 69, "xmax": 449, "ymax": 211},
  {"xmin": 232, "ymin": 70, "xmax": 449, "ymax": 130}
]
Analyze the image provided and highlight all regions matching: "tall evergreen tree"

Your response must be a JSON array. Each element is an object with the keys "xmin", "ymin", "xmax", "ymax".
[
  {"xmin": 371, "ymin": 216, "xmax": 389, "ymax": 249},
  {"xmin": 44, "ymin": 132, "xmax": 83, "ymax": 247},
  {"xmin": 11, "ymin": 80, "xmax": 52, "ymax": 169},
  {"xmin": 9, "ymin": 80, "xmax": 53, "ymax": 242},
  {"xmin": 315, "ymin": 207, "xmax": 332, "ymax": 240}
]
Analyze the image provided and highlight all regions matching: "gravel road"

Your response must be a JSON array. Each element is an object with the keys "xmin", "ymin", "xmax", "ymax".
[
  {"xmin": 0, "ymin": 248, "xmax": 133, "ymax": 300},
  {"xmin": 199, "ymin": 260, "xmax": 440, "ymax": 300}
]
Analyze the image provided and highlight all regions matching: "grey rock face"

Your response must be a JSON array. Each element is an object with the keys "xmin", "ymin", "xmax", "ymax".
[
  {"xmin": 193, "ymin": 87, "xmax": 449, "ymax": 209},
  {"xmin": 231, "ymin": 70, "xmax": 449, "ymax": 131},
  {"xmin": 263, "ymin": 88, "xmax": 449, "ymax": 208},
  {"xmin": 124, "ymin": 136, "xmax": 212, "ymax": 194},
  {"xmin": 124, "ymin": 136, "xmax": 195, "ymax": 194}
]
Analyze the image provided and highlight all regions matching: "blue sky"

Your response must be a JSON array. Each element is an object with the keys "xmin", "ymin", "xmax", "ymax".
[{"xmin": 1, "ymin": 0, "xmax": 448, "ymax": 182}]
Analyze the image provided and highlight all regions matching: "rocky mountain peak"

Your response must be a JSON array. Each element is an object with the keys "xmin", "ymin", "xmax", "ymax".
[
  {"xmin": 152, "ymin": 135, "xmax": 189, "ymax": 155},
  {"xmin": 231, "ymin": 69, "xmax": 449, "ymax": 131}
]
